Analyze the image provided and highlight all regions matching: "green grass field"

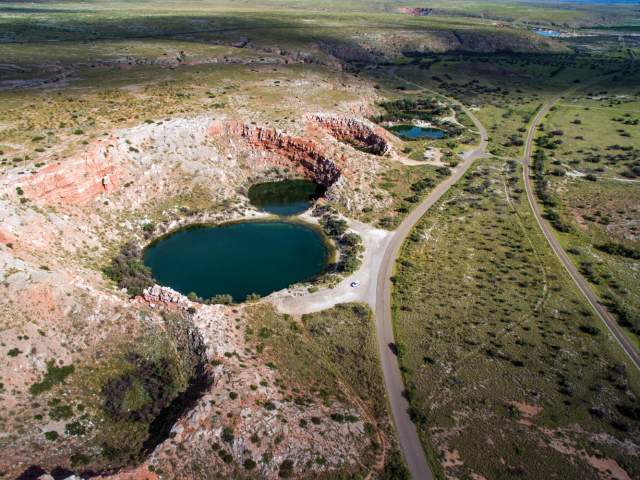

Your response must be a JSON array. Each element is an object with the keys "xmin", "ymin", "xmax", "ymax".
[
  {"xmin": 533, "ymin": 77, "xmax": 640, "ymax": 347},
  {"xmin": 392, "ymin": 157, "xmax": 640, "ymax": 479}
]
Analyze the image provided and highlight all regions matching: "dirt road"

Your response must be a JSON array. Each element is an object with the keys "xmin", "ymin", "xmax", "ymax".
[
  {"xmin": 522, "ymin": 97, "xmax": 640, "ymax": 370},
  {"xmin": 375, "ymin": 72, "xmax": 488, "ymax": 480}
]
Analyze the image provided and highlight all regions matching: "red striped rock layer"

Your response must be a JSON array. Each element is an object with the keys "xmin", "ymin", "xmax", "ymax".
[
  {"xmin": 209, "ymin": 120, "xmax": 342, "ymax": 187},
  {"xmin": 312, "ymin": 114, "xmax": 391, "ymax": 156},
  {"xmin": 19, "ymin": 136, "xmax": 121, "ymax": 205}
]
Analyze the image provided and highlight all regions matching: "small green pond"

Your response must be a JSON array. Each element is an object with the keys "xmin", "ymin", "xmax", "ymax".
[
  {"xmin": 388, "ymin": 124, "xmax": 446, "ymax": 140},
  {"xmin": 248, "ymin": 179, "xmax": 325, "ymax": 216},
  {"xmin": 143, "ymin": 221, "xmax": 329, "ymax": 302}
]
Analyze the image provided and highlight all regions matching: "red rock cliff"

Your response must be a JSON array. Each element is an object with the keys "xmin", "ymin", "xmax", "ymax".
[
  {"xmin": 312, "ymin": 115, "xmax": 390, "ymax": 156},
  {"xmin": 19, "ymin": 136, "xmax": 121, "ymax": 205},
  {"xmin": 208, "ymin": 121, "xmax": 342, "ymax": 187}
]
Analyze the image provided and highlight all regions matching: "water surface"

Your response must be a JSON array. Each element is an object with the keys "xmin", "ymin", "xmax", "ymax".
[
  {"xmin": 388, "ymin": 124, "xmax": 446, "ymax": 140},
  {"xmin": 248, "ymin": 179, "xmax": 325, "ymax": 216},
  {"xmin": 144, "ymin": 221, "xmax": 329, "ymax": 302},
  {"xmin": 535, "ymin": 29, "xmax": 562, "ymax": 37}
]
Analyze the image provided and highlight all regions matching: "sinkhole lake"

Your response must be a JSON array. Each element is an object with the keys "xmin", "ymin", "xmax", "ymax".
[
  {"xmin": 388, "ymin": 124, "xmax": 446, "ymax": 140},
  {"xmin": 248, "ymin": 179, "xmax": 325, "ymax": 216},
  {"xmin": 535, "ymin": 29, "xmax": 562, "ymax": 37},
  {"xmin": 144, "ymin": 221, "xmax": 329, "ymax": 302}
]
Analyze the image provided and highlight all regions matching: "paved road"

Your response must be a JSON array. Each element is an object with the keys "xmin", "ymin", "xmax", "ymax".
[
  {"xmin": 522, "ymin": 96, "xmax": 640, "ymax": 370},
  {"xmin": 375, "ymin": 72, "xmax": 488, "ymax": 480}
]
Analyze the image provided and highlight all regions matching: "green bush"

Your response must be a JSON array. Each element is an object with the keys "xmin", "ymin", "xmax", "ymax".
[
  {"xmin": 104, "ymin": 242, "xmax": 155, "ymax": 297},
  {"xmin": 30, "ymin": 361, "xmax": 75, "ymax": 395},
  {"xmin": 596, "ymin": 242, "xmax": 640, "ymax": 260},
  {"xmin": 222, "ymin": 426, "xmax": 234, "ymax": 443},
  {"xmin": 65, "ymin": 420, "xmax": 89, "ymax": 436},
  {"xmin": 49, "ymin": 403, "xmax": 73, "ymax": 420},
  {"xmin": 320, "ymin": 215, "xmax": 348, "ymax": 237},
  {"xmin": 380, "ymin": 451, "xmax": 410, "ymax": 480},
  {"xmin": 278, "ymin": 459, "xmax": 294, "ymax": 478},
  {"xmin": 579, "ymin": 325, "xmax": 600, "ymax": 336},
  {"xmin": 207, "ymin": 294, "xmax": 233, "ymax": 305}
]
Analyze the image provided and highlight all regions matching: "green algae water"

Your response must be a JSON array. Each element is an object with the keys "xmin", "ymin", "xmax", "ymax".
[
  {"xmin": 248, "ymin": 179, "xmax": 325, "ymax": 216},
  {"xmin": 143, "ymin": 221, "xmax": 329, "ymax": 302}
]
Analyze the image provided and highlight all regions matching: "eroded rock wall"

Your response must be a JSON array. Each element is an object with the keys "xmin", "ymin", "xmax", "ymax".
[
  {"xmin": 18, "ymin": 135, "xmax": 122, "ymax": 206},
  {"xmin": 312, "ymin": 114, "xmax": 391, "ymax": 155},
  {"xmin": 209, "ymin": 120, "xmax": 342, "ymax": 187}
]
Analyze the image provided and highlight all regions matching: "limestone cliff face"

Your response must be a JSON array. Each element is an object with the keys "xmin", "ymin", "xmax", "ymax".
[
  {"xmin": 208, "ymin": 120, "xmax": 343, "ymax": 187},
  {"xmin": 312, "ymin": 115, "xmax": 391, "ymax": 156},
  {"xmin": 19, "ymin": 136, "xmax": 121, "ymax": 205}
]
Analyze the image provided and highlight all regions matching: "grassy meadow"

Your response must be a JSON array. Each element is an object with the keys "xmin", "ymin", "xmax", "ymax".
[{"xmin": 392, "ymin": 157, "xmax": 640, "ymax": 479}]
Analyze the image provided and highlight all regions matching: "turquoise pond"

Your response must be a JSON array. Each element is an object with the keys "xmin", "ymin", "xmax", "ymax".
[
  {"xmin": 143, "ymin": 221, "xmax": 329, "ymax": 302},
  {"xmin": 387, "ymin": 124, "xmax": 446, "ymax": 140},
  {"xmin": 535, "ymin": 29, "xmax": 562, "ymax": 37}
]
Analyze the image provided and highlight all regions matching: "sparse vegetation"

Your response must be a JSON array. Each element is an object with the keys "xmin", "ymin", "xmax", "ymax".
[
  {"xmin": 30, "ymin": 361, "xmax": 75, "ymax": 395},
  {"xmin": 1, "ymin": 1, "xmax": 639, "ymax": 479},
  {"xmin": 104, "ymin": 241, "xmax": 155, "ymax": 297},
  {"xmin": 393, "ymin": 158, "xmax": 640, "ymax": 479}
]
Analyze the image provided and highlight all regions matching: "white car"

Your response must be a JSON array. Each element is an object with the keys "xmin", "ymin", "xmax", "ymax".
[{"xmin": 350, "ymin": 281, "xmax": 360, "ymax": 288}]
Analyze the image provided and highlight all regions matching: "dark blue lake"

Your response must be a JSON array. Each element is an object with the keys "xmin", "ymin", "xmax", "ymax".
[
  {"xmin": 144, "ymin": 221, "xmax": 329, "ymax": 302},
  {"xmin": 388, "ymin": 124, "xmax": 446, "ymax": 140}
]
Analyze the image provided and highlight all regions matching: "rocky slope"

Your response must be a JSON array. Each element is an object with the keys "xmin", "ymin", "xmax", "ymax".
[
  {"xmin": 0, "ymin": 111, "xmax": 390, "ymax": 478},
  {"xmin": 312, "ymin": 115, "xmax": 392, "ymax": 156}
]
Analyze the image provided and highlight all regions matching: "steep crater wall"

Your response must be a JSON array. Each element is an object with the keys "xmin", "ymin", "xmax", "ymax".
[
  {"xmin": 312, "ymin": 114, "xmax": 391, "ymax": 156},
  {"xmin": 209, "ymin": 120, "xmax": 343, "ymax": 188}
]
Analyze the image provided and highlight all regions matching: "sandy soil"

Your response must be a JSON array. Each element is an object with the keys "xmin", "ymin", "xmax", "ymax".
[{"xmin": 271, "ymin": 213, "xmax": 393, "ymax": 314}]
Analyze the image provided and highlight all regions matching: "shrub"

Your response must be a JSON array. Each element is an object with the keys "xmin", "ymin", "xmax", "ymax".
[
  {"xmin": 222, "ymin": 426, "xmax": 234, "ymax": 444},
  {"xmin": 219, "ymin": 450, "xmax": 233, "ymax": 463},
  {"xmin": 278, "ymin": 459, "xmax": 294, "ymax": 478},
  {"xmin": 208, "ymin": 294, "xmax": 233, "ymax": 305},
  {"xmin": 595, "ymin": 242, "xmax": 640, "ymax": 260},
  {"xmin": 381, "ymin": 451, "xmax": 410, "ymax": 480},
  {"xmin": 104, "ymin": 242, "xmax": 155, "ymax": 297},
  {"xmin": 30, "ymin": 361, "xmax": 75, "ymax": 395},
  {"xmin": 608, "ymin": 301, "xmax": 640, "ymax": 335},
  {"xmin": 70, "ymin": 453, "xmax": 90, "ymax": 467},
  {"xmin": 44, "ymin": 431, "xmax": 59, "ymax": 441},
  {"xmin": 244, "ymin": 459, "xmax": 257, "ymax": 470},
  {"xmin": 579, "ymin": 325, "xmax": 600, "ymax": 336},
  {"xmin": 411, "ymin": 177, "xmax": 435, "ymax": 193},
  {"xmin": 49, "ymin": 404, "xmax": 73, "ymax": 420},
  {"xmin": 65, "ymin": 420, "xmax": 89, "ymax": 436},
  {"xmin": 330, "ymin": 413, "xmax": 345, "ymax": 423},
  {"xmin": 436, "ymin": 166, "xmax": 451, "ymax": 177},
  {"xmin": 320, "ymin": 215, "xmax": 348, "ymax": 237}
]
